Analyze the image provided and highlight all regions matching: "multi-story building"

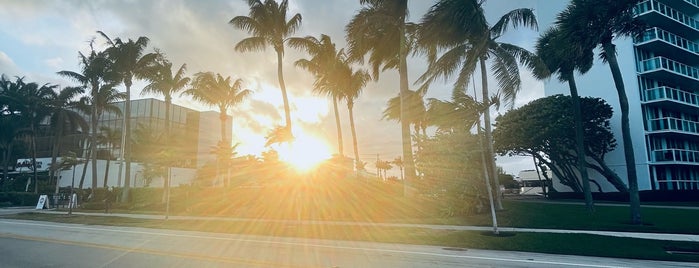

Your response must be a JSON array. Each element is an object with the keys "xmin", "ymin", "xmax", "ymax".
[{"xmin": 543, "ymin": 0, "xmax": 699, "ymax": 192}]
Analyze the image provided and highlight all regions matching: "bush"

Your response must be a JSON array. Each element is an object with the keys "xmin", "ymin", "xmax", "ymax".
[{"xmin": 0, "ymin": 192, "xmax": 41, "ymax": 206}]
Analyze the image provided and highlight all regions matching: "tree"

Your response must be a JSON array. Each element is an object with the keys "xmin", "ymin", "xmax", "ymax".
[
  {"xmin": 98, "ymin": 32, "xmax": 157, "ymax": 201},
  {"xmin": 336, "ymin": 54, "xmax": 371, "ymax": 169},
  {"xmin": 230, "ymin": 0, "xmax": 302, "ymax": 133},
  {"xmin": 47, "ymin": 86, "xmax": 88, "ymax": 194},
  {"xmin": 1, "ymin": 76, "xmax": 57, "ymax": 193},
  {"xmin": 534, "ymin": 26, "xmax": 596, "ymax": 211},
  {"xmin": 393, "ymin": 157, "xmax": 404, "ymax": 181},
  {"xmin": 418, "ymin": 0, "xmax": 541, "ymax": 209},
  {"xmin": 185, "ymin": 72, "xmax": 251, "ymax": 186},
  {"xmin": 291, "ymin": 34, "xmax": 345, "ymax": 156},
  {"xmin": 382, "ymin": 89, "xmax": 428, "ymax": 150},
  {"xmin": 346, "ymin": 0, "xmax": 419, "ymax": 193},
  {"xmin": 556, "ymin": 0, "xmax": 646, "ymax": 224},
  {"xmin": 97, "ymin": 126, "xmax": 121, "ymax": 188},
  {"xmin": 53, "ymin": 151, "xmax": 83, "ymax": 215},
  {"xmin": 425, "ymin": 87, "xmax": 481, "ymax": 133},
  {"xmin": 141, "ymin": 56, "xmax": 190, "ymax": 135},
  {"xmin": 0, "ymin": 75, "xmax": 31, "ymax": 189},
  {"xmin": 58, "ymin": 43, "xmax": 117, "ymax": 192},
  {"xmin": 493, "ymin": 95, "xmax": 626, "ymax": 193},
  {"xmin": 415, "ymin": 130, "xmax": 485, "ymax": 216}
]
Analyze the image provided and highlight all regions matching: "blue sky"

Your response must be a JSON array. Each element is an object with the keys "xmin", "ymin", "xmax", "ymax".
[{"xmin": 0, "ymin": 0, "xmax": 568, "ymax": 176}]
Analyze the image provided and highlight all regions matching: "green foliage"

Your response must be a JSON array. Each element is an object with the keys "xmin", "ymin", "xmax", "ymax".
[
  {"xmin": 494, "ymin": 95, "xmax": 627, "ymax": 192},
  {"xmin": 0, "ymin": 192, "xmax": 40, "ymax": 206},
  {"xmin": 416, "ymin": 131, "xmax": 487, "ymax": 216}
]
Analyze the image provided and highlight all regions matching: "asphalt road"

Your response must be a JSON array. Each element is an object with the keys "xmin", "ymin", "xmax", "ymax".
[{"xmin": 0, "ymin": 219, "xmax": 694, "ymax": 268}]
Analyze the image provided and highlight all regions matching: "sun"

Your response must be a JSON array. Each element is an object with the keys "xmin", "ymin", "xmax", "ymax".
[{"xmin": 275, "ymin": 130, "xmax": 332, "ymax": 171}]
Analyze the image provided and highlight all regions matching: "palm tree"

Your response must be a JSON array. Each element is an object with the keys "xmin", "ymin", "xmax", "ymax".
[
  {"xmin": 186, "ymin": 72, "xmax": 252, "ymax": 145},
  {"xmin": 425, "ymin": 87, "xmax": 481, "ymax": 133},
  {"xmin": 3, "ymin": 77, "xmax": 57, "ymax": 193},
  {"xmin": 382, "ymin": 88, "xmax": 428, "ymax": 147},
  {"xmin": 75, "ymin": 83, "xmax": 124, "ymax": 190},
  {"xmin": 98, "ymin": 31, "xmax": 157, "ymax": 200},
  {"xmin": 556, "ymin": 0, "xmax": 645, "ymax": 224},
  {"xmin": 0, "ymin": 75, "xmax": 31, "ymax": 189},
  {"xmin": 58, "ymin": 43, "xmax": 116, "ymax": 192},
  {"xmin": 346, "ymin": 0, "xmax": 418, "ymax": 193},
  {"xmin": 534, "ymin": 26, "xmax": 596, "ymax": 211},
  {"xmin": 229, "ymin": 0, "xmax": 302, "ymax": 134},
  {"xmin": 336, "ymin": 56, "xmax": 371, "ymax": 169},
  {"xmin": 418, "ymin": 0, "xmax": 540, "ymax": 209},
  {"xmin": 393, "ymin": 157, "xmax": 404, "ymax": 181},
  {"xmin": 47, "ymin": 86, "xmax": 88, "ymax": 194},
  {"xmin": 185, "ymin": 72, "xmax": 252, "ymax": 187},
  {"xmin": 97, "ymin": 126, "xmax": 121, "ymax": 188},
  {"xmin": 290, "ymin": 34, "xmax": 346, "ymax": 156},
  {"xmin": 141, "ymin": 57, "xmax": 190, "ymax": 134}
]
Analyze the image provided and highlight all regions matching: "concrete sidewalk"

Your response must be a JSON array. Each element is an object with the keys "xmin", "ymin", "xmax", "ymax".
[{"xmin": 26, "ymin": 209, "xmax": 699, "ymax": 243}]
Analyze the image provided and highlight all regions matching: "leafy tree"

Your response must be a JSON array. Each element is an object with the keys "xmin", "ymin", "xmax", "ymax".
[
  {"xmin": 418, "ymin": 0, "xmax": 541, "ymax": 209},
  {"xmin": 346, "ymin": 0, "xmax": 419, "ymax": 192},
  {"xmin": 556, "ymin": 0, "xmax": 645, "ymax": 224},
  {"xmin": 98, "ymin": 32, "xmax": 157, "ymax": 200},
  {"xmin": 382, "ymin": 89, "xmax": 428, "ymax": 150},
  {"xmin": 534, "ymin": 26, "xmax": 596, "ymax": 211},
  {"xmin": 425, "ymin": 87, "xmax": 481, "ymax": 133},
  {"xmin": 230, "ymin": 0, "xmax": 302, "ymax": 133},
  {"xmin": 494, "ymin": 95, "xmax": 627, "ymax": 193},
  {"xmin": 415, "ymin": 130, "xmax": 485, "ymax": 216}
]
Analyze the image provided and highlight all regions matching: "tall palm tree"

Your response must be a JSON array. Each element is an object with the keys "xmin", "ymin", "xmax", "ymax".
[
  {"xmin": 382, "ymin": 88, "xmax": 428, "ymax": 144},
  {"xmin": 0, "ymin": 75, "xmax": 32, "ymax": 189},
  {"xmin": 74, "ymin": 83, "xmax": 124, "ymax": 189},
  {"xmin": 337, "ymin": 56, "xmax": 371, "ymax": 169},
  {"xmin": 185, "ymin": 72, "xmax": 252, "ymax": 188},
  {"xmin": 58, "ymin": 44, "xmax": 116, "ymax": 191},
  {"xmin": 97, "ymin": 126, "xmax": 121, "ymax": 188},
  {"xmin": 556, "ymin": 0, "xmax": 645, "ymax": 224},
  {"xmin": 99, "ymin": 31, "xmax": 157, "ymax": 200},
  {"xmin": 4, "ymin": 77, "xmax": 57, "ymax": 193},
  {"xmin": 346, "ymin": 0, "xmax": 418, "ymax": 192},
  {"xmin": 230, "ymin": 0, "xmax": 302, "ymax": 135},
  {"xmin": 418, "ymin": 0, "xmax": 540, "ymax": 209},
  {"xmin": 534, "ymin": 26, "xmax": 596, "ymax": 211},
  {"xmin": 47, "ymin": 86, "xmax": 88, "ymax": 194},
  {"xmin": 290, "ymin": 34, "xmax": 346, "ymax": 156},
  {"xmin": 141, "ymin": 58, "xmax": 190, "ymax": 135}
]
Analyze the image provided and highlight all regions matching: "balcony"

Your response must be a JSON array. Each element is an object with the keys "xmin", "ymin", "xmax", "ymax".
[
  {"xmin": 635, "ymin": 0, "xmax": 699, "ymax": 39},
  {"xmin": 638, "ymin": 57, "xmax": 699, "ymax": 88},
  {"xmin": 635, "ymin": 27, "xmax": 699, "ymax": 65},
  {"xmin": 652, "ymin": 148, "xmax": 699, "ymax": 164},
  {"xmin": 643, "ymin": 86, "xmax": 699, "ymax": 110},
  {"xmin": 647, "ymin": 117, "xmax": 699, "ymax": 136}
]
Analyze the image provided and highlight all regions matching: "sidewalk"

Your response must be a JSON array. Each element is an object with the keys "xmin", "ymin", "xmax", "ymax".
[{"xmin": 31, "ymin": 209, "xmax": 699, "ymax": 243}]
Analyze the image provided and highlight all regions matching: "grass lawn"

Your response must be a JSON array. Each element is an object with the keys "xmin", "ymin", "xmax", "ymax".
[{"xmin": 4, "ymin": 212, "xmax": 699, "ymax": 263}]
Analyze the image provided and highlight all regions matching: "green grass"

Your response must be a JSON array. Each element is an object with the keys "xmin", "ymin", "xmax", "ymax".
[{"xmin": 4, "ymin": 212, "xmax": 699, "ymax": 262}]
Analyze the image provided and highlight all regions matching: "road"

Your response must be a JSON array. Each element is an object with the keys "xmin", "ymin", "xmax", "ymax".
[{"xmin": 0, "ymin": 219, "xmax": 694, "ymax": 268}]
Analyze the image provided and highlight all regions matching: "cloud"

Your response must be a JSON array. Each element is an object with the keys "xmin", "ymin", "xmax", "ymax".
[{"xmin": 0, "ymin": 51, "xmax": 20, "ymax": 76}]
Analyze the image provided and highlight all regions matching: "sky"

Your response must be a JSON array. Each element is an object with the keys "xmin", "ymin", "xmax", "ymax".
[{"xmin": 0, "ymin": 0, "xmax": 569, "ymax": 176}]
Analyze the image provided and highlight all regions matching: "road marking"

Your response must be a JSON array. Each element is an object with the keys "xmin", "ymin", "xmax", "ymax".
[
  {"xmin": 0, "ymin": 220, "xmax": 630, "ymax": 268},
  {"xmin": 0, "ymin": 232, "xmax": 317, "ymax": 268}
]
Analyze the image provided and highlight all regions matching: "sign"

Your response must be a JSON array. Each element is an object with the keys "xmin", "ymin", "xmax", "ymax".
[
  {"xmin": 35, "ymin": 195, "xmax": 50, "ymax": 209},
  {"xmin": 16, "ymin": 158, "xmax": 53, "ymax": 173}
]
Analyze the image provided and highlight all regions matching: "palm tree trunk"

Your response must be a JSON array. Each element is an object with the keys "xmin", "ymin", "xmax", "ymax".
[
  {"xmin": 480, "ymin": 59, "xmax": 503, "ymax": 210},
  {"xmin": 399, "ymin": 22, "xmax": 416, "ymax": 196},
  {"xmin": 51, "ymin": 114, "xmax": 64, "ymax": 194},
  {"xmin": 2, "ymin": 144, "xmax": 12, "ymax": 190},
  {"xmin": 31, "ymin": 124, "xmax": 38, "ymax": 194},
  {"xmin": 90, "ymin": 107, "xmax": 98, "ymax": 192},
  {"xmin": 568, "ymin": 74, "xmax": 594, "ymax": 212},
  {"xmin": 276, "ymin": 49, "xmax": 293, "ymax": 131},
  {"xmin": 602, "ymin": 41, "xmax": 641, "ymax": 224},
  {"xmin": 219, "ymin": 109, "xmax": 227, "ymax": 188},
  {"xmin": 347, "ymin": 102, "xmax": 360, "ymax": 169},
  {"xmin": 78, "ymin": 143, "xmax": 89, "ymax": 190},
  {"xmin": 164, "ymin": 97, "xmax": 172, "ymax": 200},
  {"xmin": 103, "ymin": 157, "xmax": 111, "ymax": 188},
  {"xmin": 123, "ymin": 84, "xmax": 133, "ymax": 202},
  {"xmin": 333, "ymin": 96, "xmax": 344, "ymax": 156}
]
